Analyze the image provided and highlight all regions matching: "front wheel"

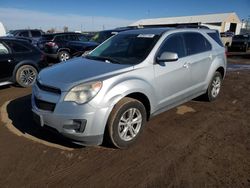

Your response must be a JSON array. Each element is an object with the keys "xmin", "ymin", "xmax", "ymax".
[
  {"xmin": 204, "ymin": 72, "xmax": 222, "ymax": 102},
  {"xmin": 15, "ymin": 65, "xmax": 38, "ymax": 87},
  {"xmin": 106, "ymin": 97, "xmax": 147, "ymax": 149}
]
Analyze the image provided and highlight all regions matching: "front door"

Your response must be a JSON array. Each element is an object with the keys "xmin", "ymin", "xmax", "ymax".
[{"xmin": 154, "ymin": 33, "xmax": 192, "ymax": 109}]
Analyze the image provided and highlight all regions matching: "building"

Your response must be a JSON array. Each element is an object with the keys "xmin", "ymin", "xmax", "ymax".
[
  {"xmin": 0, "ymin": 22, "xmax": 6, "ymax": 36},
  {"xmin": 130, "ymin": 12, "xmax": 242, "ymax": 34}
]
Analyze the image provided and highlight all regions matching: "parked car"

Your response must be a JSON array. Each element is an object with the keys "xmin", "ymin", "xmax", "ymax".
[
  {"xmin": 0, "ymin": 37, "xmax": 47, "ymax": 87},
  {"xmin": 7, "ymin": 29, "xmax": 44, "ymax": 46},
  {"xmin": 37, "ymin": 32, "xmax": 99, "ymax": 62},
  {"xmin": 220, "ymin": 31, "xmax": 234, "ymax": 37},
  {"xmin": 229, "ymin": 34, "xmax": 250, "ymax": 52},
  {"xmin": 32, "ymin": 28, "xmax": 226, "ymax": 148}
]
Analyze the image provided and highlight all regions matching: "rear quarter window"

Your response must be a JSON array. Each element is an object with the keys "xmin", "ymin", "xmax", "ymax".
[
  {"xmin": 6, "ymin": 41, "xmax": 31, "ymax": 53},
  {"xmin": 184, "ymin": 32, "xmax": 212, "ymax": 56},
  {"xmin": 208, "ymin": 32, "xmax": 224, "ymax": 47},
  {"xmin": 31, "ymin": 30, "xmax": 42, "ymax": 37}
]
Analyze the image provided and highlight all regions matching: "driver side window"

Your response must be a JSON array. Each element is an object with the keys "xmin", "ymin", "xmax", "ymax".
[{"xmin": 158, "ymin": 34, "xmax": 186, "ymax": 58}]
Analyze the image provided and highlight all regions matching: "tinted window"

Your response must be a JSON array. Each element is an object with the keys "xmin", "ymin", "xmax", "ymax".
[
  {"xmin": 184, "ymin": 33, "xmax": 212, "ymax": 55},
  {"xmin": 31, "ymin": 30, "xmax": 42, "ymax": 37},
  {"xmin": 208, "ymin": 32, "xmax": 224, "ymax": 47},
  {"xmin": 158, "ymin": 34, "xmax": 186, "ymax": 58},
  {"xmin": 91, "ymin": 31, "xmax": 113, "ymax": 43},
  {"xmin": 67, "ymin": 35, "xmax": 78, "ymax": 41},
  {"xmin": 6, "ymin": 41, "xmax": 31, "ymax": 53},
  {"xmin": 0, "ymin": 42, "xmax": 9, "ymax": 54},
  {"xmin": 78, "ymin": 35, "xmax": 88, "ymax": 42},
  {"xmin": 55, "ymin": 35, "xmax": 66, "ymax": 41},
  {"xmin": 19, "ymin": 31, "xmax": 29, "ymax": 37}
]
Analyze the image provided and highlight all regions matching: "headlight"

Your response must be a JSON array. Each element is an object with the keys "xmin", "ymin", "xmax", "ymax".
[{"xmin": 64, "ymin": 81, "xmax": 102, "ymax": 104}]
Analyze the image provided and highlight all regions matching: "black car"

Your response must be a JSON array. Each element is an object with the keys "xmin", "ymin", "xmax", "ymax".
[
  {"xmin": 37, "ymin": 32, "xmax": 99, "ymax": 62},
  {"xmin": 7, "ymin": 29, "xmax": 44, "ymax": 46},
  {"xmin": 0, "ymin": 37, "xmax": 47, "ymax": 87},
  {"xmin": 230, "ymin": 34, "xmax": 250, "ymax": 52}
]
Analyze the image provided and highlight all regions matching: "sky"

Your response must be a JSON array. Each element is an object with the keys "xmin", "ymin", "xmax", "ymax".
[{"xmin": 0, "ymin": 0, "xmax": 249, "ymax": 31}]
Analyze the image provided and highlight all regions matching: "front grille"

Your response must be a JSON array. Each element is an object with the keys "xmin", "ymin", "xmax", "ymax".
[
  {"xmin": 34, "ymin": 97, "xmax": 56, "ymax": 112},
  {"xmin": 36, "ymin": 81, "xmax": 61, "ymax": 94}
]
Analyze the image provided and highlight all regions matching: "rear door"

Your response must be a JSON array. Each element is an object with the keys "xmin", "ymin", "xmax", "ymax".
[
  {"xmin": 154, "ymin": 33, "xmax": 192, "ymax": 109},
  {"xmin": 0, "ymin": 41, "xmax": 13, "ymax": 80},
  {"xmin": 183, "ymin": 32, "xmax": 213, "ymax": 92}
]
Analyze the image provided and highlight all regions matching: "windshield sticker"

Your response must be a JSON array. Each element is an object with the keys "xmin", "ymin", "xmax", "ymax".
[{"xmin": 137, "ymin": 34, "xmax": 155, "ymax": 38}]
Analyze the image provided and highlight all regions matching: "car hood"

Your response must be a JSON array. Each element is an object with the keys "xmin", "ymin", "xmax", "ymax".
[{"xmin": 38, "ymin": 57, "xmax": 134, "ymax": 91}]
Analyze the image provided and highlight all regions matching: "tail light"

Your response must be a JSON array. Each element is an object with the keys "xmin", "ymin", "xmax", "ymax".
[{"xmin": 46, "ymin": 42, "xmax": 58, "ymax": 47}]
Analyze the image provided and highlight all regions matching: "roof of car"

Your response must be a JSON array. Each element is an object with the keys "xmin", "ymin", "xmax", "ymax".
[
  {"xmin": 0, "ymin": 36, "xmax": 32, "ymax": 43},
  {"xmin": 42, "ymin": 32, "xmax": 82, "ymax": 36}
]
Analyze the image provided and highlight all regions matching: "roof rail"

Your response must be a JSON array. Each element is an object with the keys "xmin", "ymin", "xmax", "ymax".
[{"xmin": 176, "ymin": 25, "xmax": 209, "ymax": 29}]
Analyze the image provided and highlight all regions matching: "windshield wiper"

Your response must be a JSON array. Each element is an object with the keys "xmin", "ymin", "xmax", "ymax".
[{"xmin": 85, "ymin": 55, "xmax": 120, "ymax": 64}]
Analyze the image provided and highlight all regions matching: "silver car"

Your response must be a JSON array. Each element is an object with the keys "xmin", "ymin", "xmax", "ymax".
[{"xmin": 32, "ymin": 28, "xmax": 226, "ymax": 148}]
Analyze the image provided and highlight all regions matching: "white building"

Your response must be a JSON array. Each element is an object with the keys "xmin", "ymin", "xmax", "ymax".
[
  {"xmin": 0, "ymin": 22, "xmax": 6, "ymax": 36},
  {"xmin": 130, "ymin": 12, "xmax": 242, "ymax": 34}
]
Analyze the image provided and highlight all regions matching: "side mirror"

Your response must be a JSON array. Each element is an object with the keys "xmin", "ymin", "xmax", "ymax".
[{"xmin": 156, "ymin": 52, "xmax": 178, "ymax": 63}]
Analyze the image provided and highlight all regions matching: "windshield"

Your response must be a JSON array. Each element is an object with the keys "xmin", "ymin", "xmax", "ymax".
[
  {"xmin": 90, "ymin": 31, "xmax": 113, "ymax": 44},
  {"xmin": 87, "ymin": 33, "xmax": 160, "ymax": 65}
]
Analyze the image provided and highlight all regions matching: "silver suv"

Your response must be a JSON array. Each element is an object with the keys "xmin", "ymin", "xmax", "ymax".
[{"xmin": 32, "ymin": 28, "xmax": 226, "ymax": 148}]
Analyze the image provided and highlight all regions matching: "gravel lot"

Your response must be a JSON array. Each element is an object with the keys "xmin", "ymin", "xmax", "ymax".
[{"xmin": 0, "ymin": 57, "xmax": 250, "ymax": 188}]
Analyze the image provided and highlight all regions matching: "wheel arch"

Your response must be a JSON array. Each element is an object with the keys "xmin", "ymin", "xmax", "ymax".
[
  {"xmin": 12, "ymin": 61, "xmax": 38, "ymax": 82},
  {"xmin": 216, "ymin": 66, "xmax": 225, "ymax": 79},
  {"xmin": 125, "ymin": 92, "xmax": 151, "ymax": 121}
]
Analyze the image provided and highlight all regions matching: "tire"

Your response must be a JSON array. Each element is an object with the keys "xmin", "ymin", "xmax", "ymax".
[
  {"xmin": 204, "ymin": 72, "xmax": 222, "ymax": 102},
  {"xmin": 106, "ymin": 97, "xmax": 147, "ymax": 149},
  {"xmin": 58, "ymin": 51, "xmax": 70, "ymax": 62},
  {"xmin": 15, "ymin": 65, "xmax": 38, "ymax": 87}
]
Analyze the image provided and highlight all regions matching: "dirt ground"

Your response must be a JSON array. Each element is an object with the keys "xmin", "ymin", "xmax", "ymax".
[{"xmin": 0, "ymin": 57, "xmax": 250, "ymax": 188}]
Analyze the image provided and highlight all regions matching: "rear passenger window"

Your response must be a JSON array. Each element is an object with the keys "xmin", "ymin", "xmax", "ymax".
[
  {"xmin": 184, "ymin": 33, "xmax": 211, "ymax": 55},
  {"xmin": 6, "ymin": 42, "xmax": 31, "ymax": 53},
  {"xmin": 158, "ymin": 34, "xmax": 186, "ymax": 58},
  {"xmin": 67, "ymin": 35, "xmax": 78, "ymax": 41},
  {"xmin": 55, "ymin": 35, "xmax": 66, "ymax": 41},
  {"xmin": 19, "ymin": 31, "xmax": 29, "ymax": 37},
  {"xmin": 208, "ymin": 32, "xmax": 224, "ymax": 47},
  {"xmin": 31, "ymin": 30, "xmax": 42, "ymax": 37}
]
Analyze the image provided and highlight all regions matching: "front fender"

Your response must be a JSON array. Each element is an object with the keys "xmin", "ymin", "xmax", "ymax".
[{"xmin": 90, "ymin": 77, "xmax": 157, "ymax": 113}]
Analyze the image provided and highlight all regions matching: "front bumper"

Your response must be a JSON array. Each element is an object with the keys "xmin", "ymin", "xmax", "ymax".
[{"xmin": 31, "ymin": 85, "xmax": 111, "ymax": 146}]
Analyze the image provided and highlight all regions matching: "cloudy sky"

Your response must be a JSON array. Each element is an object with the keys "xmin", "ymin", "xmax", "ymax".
[{"xmin": 0, "ymin": 0, "xmax": 249, "ymax": 32}]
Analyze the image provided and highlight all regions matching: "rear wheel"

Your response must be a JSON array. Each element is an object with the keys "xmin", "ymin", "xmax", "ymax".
[
  {"xmin": 58, "ymin": 51, "xmax": 70, "ymax": 62},
  {"xmin": 204, "ymin": 72, "xmax": 222, "ymax": 102},
  {"xmin": 106, "ymin": 97, "xmax": 147, "ymax": 149},
  {"xmin": 15, "ymin": 65, "xmax": 37, "ymax": 87}
]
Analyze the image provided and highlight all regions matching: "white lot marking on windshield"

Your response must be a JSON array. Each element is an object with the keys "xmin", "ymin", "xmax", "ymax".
[{"xmin": 137, "ymin": 34, "xmax": 155, "ymax": 38}]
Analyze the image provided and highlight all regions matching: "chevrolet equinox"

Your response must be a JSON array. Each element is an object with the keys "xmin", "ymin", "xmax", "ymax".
[{"xmin": 32, "ymin": 28, "xmax": 226, "ymax": 148}]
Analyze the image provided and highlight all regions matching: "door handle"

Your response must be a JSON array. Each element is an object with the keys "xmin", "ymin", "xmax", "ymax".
[{"xmin": 183, "ymin": 62, "xmax": 189, "ymax": 68}]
